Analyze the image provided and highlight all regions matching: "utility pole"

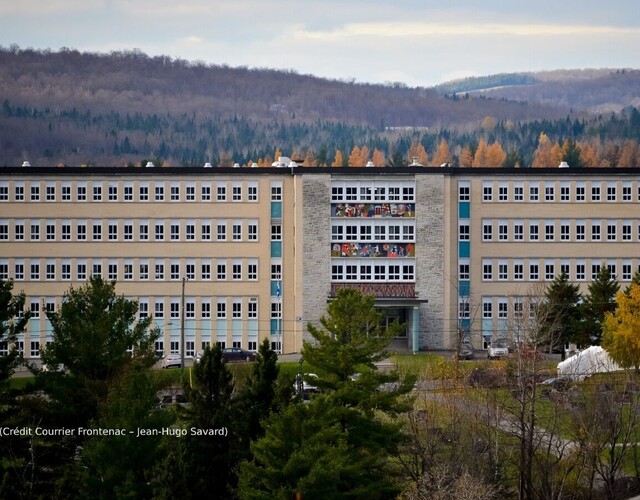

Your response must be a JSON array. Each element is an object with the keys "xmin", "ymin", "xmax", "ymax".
[{"xmin": 181, "ymin": 276, "xmax": 186, "ymax": 380}]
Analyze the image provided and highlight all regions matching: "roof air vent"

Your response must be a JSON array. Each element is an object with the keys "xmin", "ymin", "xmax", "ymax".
[
  {"xmin": 203, "ymin": 162, "xmax": 213, "ymax": 168},
  {"xmin": 365, "ymin": 161, "xmax": 375, "ymax": 167},
  {"xmin": 22, "ymin": 161, "xmax": 31, "ymax": 167},
  {"xmin": 558, "ymin": 161, "xmax": 569, "ymax": 168},
  {"xmin": 146, "ymin": 161, "xmax": 155, "ymax": 168}
]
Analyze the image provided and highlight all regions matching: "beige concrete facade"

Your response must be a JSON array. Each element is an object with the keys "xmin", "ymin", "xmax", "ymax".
[{"xmin": 2, "ymin": 165, "xmax": 640, "ymax": 358}]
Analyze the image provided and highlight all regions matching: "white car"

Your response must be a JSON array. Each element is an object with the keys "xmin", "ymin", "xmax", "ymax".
[
  {"xmin": 487, "ymin": 339, "xmax": 509, "ymax": 360},
  {"xmin": 161, "ymin": 354, "xmax": 182, "ymax": 369}
]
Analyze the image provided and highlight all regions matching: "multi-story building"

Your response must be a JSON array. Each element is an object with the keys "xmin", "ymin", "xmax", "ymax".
[{"xmin": 1, "ymin": 163, "xmax": 639, "ymax": 358}]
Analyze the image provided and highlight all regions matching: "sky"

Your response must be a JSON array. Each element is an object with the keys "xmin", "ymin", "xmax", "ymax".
[{"xmin": 1, "ymin": 0, "xmax": 640, "ymax": 88}]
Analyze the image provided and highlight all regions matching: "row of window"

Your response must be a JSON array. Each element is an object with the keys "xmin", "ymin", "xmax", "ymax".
[
  {"xmin": 474, "ymin": 258, "xmax": 638, "ymax": 282},
  {"xmin": 0, "ymin": 338, "xmax": 260, "ymax": 358},
  {"xmin": 331, "ymin": 181, "xmax": 416, "ymax": 203},
  {"xmin": 0, "ymin": 181, "xmax": 284, "ymax": 203},
  {"xmin": 0, "ymin": 257, "xmax": 280, "ymax": 282},
  {"xmin": 331, "ymin": 221, "xmax": 415, "ymax": 242},
  {"xmin": 0, "ymin": 219, "xmax": 279, "ymax": 242},
  {"xmin": 473, "ymin": 219, "xmax": 640, "ymax": 242},
  {"xmin": 458, "ymin": 180, "xmax": 640, "ymax": 203},
  {"xmin": 331, "ymin": 259, "xmax": 416, "ymax": 282},
  {"xmin": 458, "ymin": 295, "xmax": 538, "ymax": 321}
]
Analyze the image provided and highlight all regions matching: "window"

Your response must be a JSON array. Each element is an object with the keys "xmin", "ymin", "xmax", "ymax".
[
  {"xmin": 529, "ymin": 184, "xmax": 539, "ymax": 201},
  {"xmin": 591, "ymin": 263, "xmax": 601, "ymax": 280},
  {"xmin": 232, "ymin": 185, "xmax": 242, "ymax": 201},
  {"xmin": 498, "ymin": 300, "xmax": 508, "ymax": 319},
  {"xmin": 46, "ymin": 262, "xmax": 55, "ymax": 280},
  {"xmin": 498, "ymin": 261, "xmax": 508, "ymax": 280},
  {"xmin": 544, "ymin": 184, "xmax": 554, "ymax": 201},
  {"xmin": 248, "ymin": 222, "xmax": 258, "ymax": 241},
  {"xmin": 14, "ymin": 262, "xmax": 24, "ymax": 281},
  {"xmin": 248, "ymin": 261, "xmax": 258, "ymax": 280},
  {"xmin": 201, "ymin": 184, "xmax": 211, "ymax": 201},
  {"xmin": 186, "ymin": 300, "xmax": 195, "ymax": 319},
  {"xmin": 514, "ymin": 261, "xmax": 524, "ymax": 280},
  {"xmin": 622, "ymin": 222, "xmax": 632, "ymax": 241},
  {"xmin": 29, "ymin": 262, "xmax": 40, "ymax": 281},
  {"xmin": 483, "ymin": 260, "xmax": 493, "ymax": 280},
  {"xmin": 30, "ymin": 301, "xmax": 40, "ymax": 318},
  {"xmin": 155, "ymin": 263, "xmax": 164, "ymax": 280},
  {"xmin": 271, "ymin": 263, "xmax": 282, "ymax": 280},
  {"xmin": 139, "ymin": 300, "xmax": 149, "ymax": 319},
  {"xmin": 108, "ymin": 263, "xmax": 118, "ymax": 280},
  {"xmin": 498, "ymin": 185, "xmax": 508, "ymax": 201},
  {"xmin": 545, "ymin": 262, "xmax": 555, "ymax": 280},
  {"xmin": 576, "ymin": 221, "xmax": 585, "ymax": 241},
  {"xmin": 31, "ymin": 184, "xmax": 40, "ymax": 201},
  {"xmin": 248, "ymin": 184, "xmax": 258, "ymax": 201},
  {"xmin": 155, "ymin": 301, "xmax": 164, "ymax": 319},
  {"xmin": 155, "ymin": 184, "xmax": 164, "ymax": 201},
  {"xmin": 591, "ymin": 222, "xmax": 601, "ymax": 241},
  {"xmin": 108, "ymin": 222, "xmax": 118, "ymax": 240},
  {"xmin": 62, "ymin": 184, "xmax": 71, "ymax": 201},
  {"xmin": 622, "ymin": 184, "xmax": 632, "ymax": 202},
  {"xmin": 217, "ymin": 184, "xmax": 227, "ymax": 201},
  {"xmin": 217, "ymin": 300, "xmax": 226, "ymax": 319},
  {"xmin": 77, "ymin": 184, "xmax": 87, "ymax": 201},
  {"xmin": 62, "ymin": 223, "xmax": 71, "ymax": 240},
  {"xmin": 46, "ymin": 221, "xmax": 55, "ymax": 240},
  {"xmin": 30, "ymin": 221, "xmax": 40, "ymax": 240},
  {"xmin": 482, "ymin": 221, "xmax": 493, "ymax": 241},
  {"xmin": 514, "ymin": 184, "xmax": 524, "ymax": 201},
  {"xmin": 108, "ymin": 184, "xmax": 118, "ymax": 201},
  {"xmin": 155, "ymin": 222, "xmax": 164, "ymax": 240},
  {"xmin": 232, "ymin": 300, "xmax": 242, "ymax": 319},
  {"xmin": 0, "ymin": 184, "xmax": 7, "ymax": 201},
  {"xmin": 77, "ymin": 262, "xmax": 87, "ymax": 280},
  {"xmin": 402, "ymin": 225, "xmax": 414, "ymax": 241},
  {"xmin": 360, "ymin": 264, "xmax": 371, "ymax": 280},
  {"xmin": 560, "ymin": 222, "xmax": 570, "ymax": 241},
  {"xmin": 201, "ymin": 222, "xmax": 211, "ymax": 240},
  {"xmin": 93, "ymin": 184, "xmax": 102, "ymax": 201},
  {"xmin": 201, "ymin": 301, "xmax": 211, "ymax": 318},
  {"xmin": 139, "ymin": 184, "xmax": 149, "ymax": 201},
  {"xmin": 623, "ymin": 262, "xmax": 632, "ymax": 281},
  {"xmin": 124, "ymin": 222, "xmax": 133, "ymax": 241},
  {"xmin": 513, "ymin": 222, "xmax": 524, "ymax": 241},
  {"xmin": 46, "ymin": 185, "xmax": 55, "ymax": 201},
  {"xmin": 529, "ymin": 222, "xmax": 539, "ymax": 241},
  {"xmin": 458, "ymin": 183, "xmax": 470, "ymax": 201},
  {"xmin": 402, "ymin": 186, "xmax": 414, "ymax": 202},
  {"xmin": 459, "ymin": 299, "xmax": 470, "ymax": 319},
  {"xmin": 576, "ymin": 262, "xmax": 585, "ymax": 281},
  {"xmin": 498, "ymin": 222, "xmax": 508, "ymax": 241},
  {"xmin": 576, "ymin": 184, "xmax": 585, "ymax": 201},
  {"xmin": 388, "ymin": 225, "xmax": 401, "ymax": 241},
  {"xmin": 217, "ymin": 263, "xmax": 226, "ymax": 280},
  {"xmin": 560, "ymin": 185, "xmax": 570, "ymax": 201},
  {"xmin": 217, "ymin": 222, "xmax": 226, "ymax": 241},
  {"xmin": 170, "ymin": 185, "xmax": 180, "ymax": 201},
  {"xmin": 388, "ymin": 264, "xmax": 400, "ymax": 280},
  {"xmin": 607, "ymin": 222, "xmax": 617, "ymax": 241},
  {"xmin": 591, "ymin": 184, "xmax": 601, "ymax": 201},
  {"xmin": 0, "ymin": 222, "xmax": 7, "ymax": 240},
  {"xmin": 124, "ymin": 184, "xmax": 133, "ymax": 201},
  {"xmin": 271, "ymin": 185, "xmax": 282, "ymax": 201},
  {"xmin": 92, "ymin": 263, "xmax": 102, "ymax": 278},
  {"xmin": 248, "ymin": 300, "xmax": 257, "ymax": 318},
  {"xmin": 61, "ymin": 262, "xmax": 71, "ymax": 280},
  {"xmin": 529, "ymin": 262, "xmax": 539, "ymax": 281},
  {"xmin": 331, "ymin": 264, "xmax": 343, "ymax": 280},
  {"xmin": 232, "ymin": 222, "xmax": 242, "ymax": 241},
  {"xmin": 124, "ymin": 262, "xmax": 133, "ymax": 280},
  {"xmin": 483, "ymin": 300, "xmax": 492, "ymax": 319},
  {"xmin": 545, "ymin": 222, "xmax": 554, "ymax": 241},
  {"xmin": 15, "ymin": 223, "xmax": 24, "ymax": 240},
  {"xmin": 607, "ymin": 184, "xmax": 616, "ymax": 202},
  {"xmin": 232, "ymin": 263, "xmax": 242, "ymax": 280},
  {"xmin": 459, "ymin": 262, "xmax": 470, "ymax": 280},
  {"xmin": 139, "ymin": 262, "xmax": 149, "ymax": 280},
  {"xmin": 170, "ymin": 222, "xmax": 180, "ymax": 240},
  {"xmin": 201, "ymin": 262, "xmax": 211, "ymax": 280},
  {"xmin": 186, "ymin": 223, "xmax": 195, "ymax": 240},
  {"xmin": 170, "ymin": 263, "xmax": 180, "ymax": 280},
  {"xmin": 92, "ymin": 222, "xmax": 102, "ymax": 240},
  {"xmin": 15, "ymin": 184, "xmax": 24, "ymax": 201},
  {"xmin": 482, "ymin": 183, "xmax": 493, "ymax": 202},
  {"xmin": 139, "ymin": 222, "xmax": 149, "ymax": 240},
  {"xmin": 271, "ymin": 224, "xmax": 282, "ymax": 241},
  {"xmin": 170, "ymin": 301, "xmax": 180, "ymax": 319}
]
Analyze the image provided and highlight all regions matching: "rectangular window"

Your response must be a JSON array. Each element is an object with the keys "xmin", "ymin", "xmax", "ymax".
[
  {"xmin": 529, "ymin": 262, "xmax": 539, "ymax": 281},
  {"xmin": 15, "ymin": 185, "xmax": 25, "ymax": 201},
  {"xmin": 545, "ymin": 222, "xmax": 554, "ymax": 241},
  {"xmin": 155, "ymin": 263, "xmax": 164, "ymax": 280},
  {"xmin": 402, "ymin": 225, "xmax": 414, "ymax": 241},
  {"xmin": 623, "ymin": 263, "xmax": 632, "ymax": 281},
  {"xmin": 482, "ymin": 222, "xmax": 493, "ymax": 241},
  {"xmin": 77, "ymin": 263, "xmax": 87, "ymax": 280},
  {"xmin": 483, "ymin": 300, "xmax": 492, "ymax": 319},
  {"xmin": 232, "ymin": 263, "xmax": 242, "ymax": 280},
  {"xmin": 271, "ymin": 224, "xmax": 282, "ymax": 241},
  {"xmin": 591, "ymin": 185, "xmax": 601, "ymax": 202},
  {"xmin": 124, "ymin": 263, "xmax": 133, "ymax": 280},
  {"xmin": 170, "ymin": 301, "xmax": 180, "ymax": 319},
  {"xmin": 607, "ymin": 223, "xmax": 617, "ymax": 241},
  {"xmin": 498, "ymin": 222, "xmax": 508, "ymax": 241},
  {"xmin": 62, "ymin": 223, "xmax": 71, "ymax": 240},
  {"xmin": 46, "ymin": 222, "xmax": 55, "ymax": 240},
  {"xmin": 529, "ymin": 223, "xmax": 539, "ymax": 241},
  {"xmin": 514, "ymin": 185, "xmax": 524, "ymax": 201},
  {"xmin": 124, "ymin": 223, "xmax": 133, "ymax": 241},
  {"xmin": 388, "ymin": 225, "xmax": 401, "ymax": 241},
  {"xmin": 186, "ymin": 301, "xmax": 195, "ymax": 319},
  {"xmin": 170, "ymin": 263, "xmax": 180, "ymax": 280},
  {"xmin": 61, "ymin": 263, "xmax": 71, "ymax": 280},
  {"xmin": 92, "ymin": 263, "xmax": 102, "ymax": 278},
  {"xmin": 459, "ymin": 262, "xmax": 470, "ymax": 280},
  {"xmin": 217, "ymin": 301, "xmax": 226, "ymax": 319},
  {"xmin": 483, "ymin": 260, "xmax": 493, "ymax": 280},
  {"xmin": 513, "ymin": 222, "xmax": 523, "ymax": 241},
  {"xmin": 545, "ymin": 262, "xmax": 555, "ymax": 280},
  {"xmin": 529, "ymin": 184, "xmax": 539, "ymax": 202},
  {"xmin": 458, "ymin": 184, "xmax": 470, "ymax": 201},
  {"xmin": 248, "ymin": 300, "xmax": 258, "ymax": 319},
  {"xmin": 139, "ymin": 301, "xmax": 149, "ymax": 319},
  {"xmin": 560, "ymin": 223, "xmax": 570, "ymax": 241},
  {"xmin": 623, "ymin": 222, "xmax": 632, "ymax": 241},
  {"xmin": 77, "ymin": 185, "xmax": 87, "ymax": 201},
  {"xmin": 124, "ymin": 185, "xmax": 133, "ymax": 201},
  {"xmin": 155, "ymin": 185, "xmax": 164, "ymax": 201},
  {"xmin": 498, "ymin": 185, "xmax": 508, "ymax": 201},
  {"xmin": 139, "ymin": 223, "xmax": 149, "ymax": 240},
  {"xmin": 217, "ymin": 222, "xmax": 226, "ymax": 241},
  {"xmin": 62, "ymin": 184, "xmax": 71, "ymax": 201},
  {"xmin": 388, "ymin": 264, "xmax": 400, "ymax": 280},
  {"xmin": 217, "ymin": 263, "xmax": 226, "ymax": 280},
  {"xmin": 93, "ymin": 184, "xmax": 102, "ymax": 201},
  {"xmin": 46, "ymin": 263, "xmax": 55, "ymax": 280},
  {"xmin": 575, "ymin": 184, "xmax": 585, "ymax": 201},
  {"xmin": 155, "ymin": 301, "xmax": 164, "ymax": 319},
  {"xmin": 15, "ymin": 223, "xmax": 24, "ymax": 240},
  {"xmin": 170, "ymin": 222, "xmax": 180, "ymax": 241},
  {"xmin": 30, "ymin": 222, "xmax": 40, "ymax": 240},
  {"xmin": 46, "ymin": 185, "xmax": 55, "ymax": 201},
  {"xmin": 591, "ymin": 223, "xmax": 601, "ymax": 241},
  {"xmin": 170, "ymin": 185, "xmax": 180, "ymax": 201},
  {"xmin": 108, "ymin": 185, "xmax": 118, "ymax": 201},
  {"xmin": 607, "ymin": 184, "xmax": 616, "ymax": 201},
  {"xmin": 498, "ymin": 300, "xmax": 508, "ymax": 319},
  {"xmin": 248, "ymin": 222, "xmax": 258, "ymax": 241},
  {"xmin": 271, "ymin": 185, "xmax": 282, "ymax": 201},
  {"xmin": 0, "ymin": 223, "xmax": 8, "ymax": 240},
  {"xmin": 560, "ymin": 185, "xmax": 570, "ymax": 201},
  {"xmin": 155, "ymin": 222, "xmax": 164, "ymax": 241},
  {"xmin": 545, "ymin": 185, "xmax": 554, "ymax": 201},
  {"xmin": 108, "ymin": 263, "xmax": 118, "ymax": 280},
  {"xmin": 232, "ymin": 300, "xmax": 242, "ymax": 319},
  {"xmin": 108, "ymin": 222, "xmax": 118, "ymax": 241},
  {"xmin": 271, "ymin": 264, "xmax": 282, "ymax": 280},
  {"xmin": 14, "ymin": 262, "xmax": 24, "ymax": 281},
  {"xmin": 201, "ymin": 184, "xmax": 211, "ymax": 201},
  {"xmin": 331, "ymin": 264, "xmax": 343, "ymax": 280},
  {"xmin": 31, "ymin": 185, "xmax": 40, "ymax": 201},
  {"xmin": 201, "ymin": 222, "xmax": 211, "ymax": 240},
  {"xmin": 232, "ymin": 222, "xmax": 242, "ymax": 241},
  {"xmin": 217, "ymin": 185, "xmax": 227, "ymax": 201},
  {"xmin": 92, "ymin": 222, "xmax": 102, "ymax": 240},
  {"xmin": 483, "ymin": 183, "xmax": 493, "ymax": 202},
  {"xmin": 576, "ymin": 222, "xmax": 585, "ymax": 241},
  {"xmin": 402, "ymin": 264, "xmax": 415, "ymax": 280},
  {"xmin": 0, "ymin": 184, "xmax": 7, "ymax": 201},
  {"xmin": 591, "ymin": 263, "xmax": 601, "ymax": 280},
  {"xmin": 498, "ymin": 262, "xmax": 508, "ymax": 280},
  {"xmin": 622, "ymin": 184, "xmax": 632, "ymax": 202},
  {"xmin": 232, "ymin": 185, "xmax": 242, "ymax": 201},
  {"xmin": 248, "ymin": 262, "xmax": 257, "ymax": 280},
  {"xmin": 201, "ymin": 301, "xmax": 211, "ymax": 318},
  {"xmin": 514, "ymin": 262, "xmax": 524, "ymax": 280},
  {"xmin": 576, "ymin": 262, "xmax": 585, "ymax": 281},
  {"xmin": 139, "ymin": 185, "xmax": 149, "ymax": 201},
  {"xmin": 248, "ymin": 184, "xmax": 258, "ymax": 201},
  {"xmin": 139, "ymin": 263, "xmax": 149, "ymax": 280}
]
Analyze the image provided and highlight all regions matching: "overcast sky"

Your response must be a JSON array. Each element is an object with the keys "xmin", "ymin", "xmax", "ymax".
[{"xmin": 2, "ymin": 0, "xmax": 639, "ymax": 87}]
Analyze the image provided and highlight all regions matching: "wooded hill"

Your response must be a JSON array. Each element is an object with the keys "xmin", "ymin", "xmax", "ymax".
[{"xmin": 0, "ymin": 46, "xmax": 638, "ymax": 167}]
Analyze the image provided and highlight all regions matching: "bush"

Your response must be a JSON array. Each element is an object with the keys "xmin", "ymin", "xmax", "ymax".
[{"xmin": 468, "ymin": 367, "xmax": 507, "ymax": 388}]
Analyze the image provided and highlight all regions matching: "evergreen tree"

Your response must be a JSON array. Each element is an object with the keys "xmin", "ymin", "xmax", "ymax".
[
  {"xmin": 581, "ymin": 266, "xmax": 619, "ymax": 345},
  {"xmin": 239, "ymin": 288, "xmax": 415, "ymax": 499},
  {"xmin": 0, "ymin": 279, "xmax": 30, "ymax": 384},
  {"xmin": 541, "ymin": 272, "xmax": 582, "ymax": 358},
  {"xmin": 152, "ymin": 345, "xmax": 243, "ymax": 499}
]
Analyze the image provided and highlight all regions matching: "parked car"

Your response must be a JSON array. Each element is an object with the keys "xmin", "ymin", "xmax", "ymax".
[
  {"xmin": 487, "ymin": 339, "xmax": 509, "ymax": 360},
  {"xmin": 221, "ymin": 347, "xmax": 257, "ymax": 363},
  {"xmin": 293, "ymin": 373, "xmax": 319, "ymax": 399},
  {"xmin": 161, "ymin": 354, "xmax": 182, "ymax": 369},
  {"xmin": 457, "ymin": 342, "xmax": 475, "ymax": 360}
]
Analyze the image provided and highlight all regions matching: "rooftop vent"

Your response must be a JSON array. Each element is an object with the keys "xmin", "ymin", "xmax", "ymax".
[
  {"xmin": 408, "ymin": 157, "xmax": 423, "ymax": 167},
  {"xmin": 203, "ymin": 162, "xmax": 213, "ymax": 168},
  {"xmin": 272, "ymin": 156, "xmax": 292, "ymax": 168},
  {"xmin": 233, "ymin": 163, "xmax": 241, "ymax": 168},
  {"xmin": 365, "ymin": 161, "xmax": 375, "ymax": 167},
  {"xmin": 558, "ymin": 161, "xmax": 569, "ymax": 168},
  {"xmin": 22, "ymin": 161, "xmax": 31, "ymax": 167},
  {"xmin": 145, "ymin": 161, "xmax": 155, "ymax": 168},
  {"xmin": 251, "ymin": 162, "xmax": 259, "ymax": 168}
]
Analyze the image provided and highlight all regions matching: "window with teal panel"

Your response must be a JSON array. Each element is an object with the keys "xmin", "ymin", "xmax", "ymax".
[
  {"xmin": 458, "ymin": 241, "xmax": 470, "ymax": 258},
  {"xmin": 458, "ymin": 201, "xmax": 470, "ymax": 219},
  {"xmin": 271, "ymin": 201, "xmax": 282, "ymax": 219}
]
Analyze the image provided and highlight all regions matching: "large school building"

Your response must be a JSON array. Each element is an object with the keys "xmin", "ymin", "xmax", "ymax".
[{"xmin": 1, "ymin": 162, "xmax": 639, "ymax": 358}]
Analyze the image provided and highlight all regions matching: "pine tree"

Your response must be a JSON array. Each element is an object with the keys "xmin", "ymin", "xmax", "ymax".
[
  {"xmin": 541, "ymin": 272, "xmax": 582, "ymax": 358},
  {"xmin": 581, "ymin": 266, "xmax": 619, "ymax": 345}
]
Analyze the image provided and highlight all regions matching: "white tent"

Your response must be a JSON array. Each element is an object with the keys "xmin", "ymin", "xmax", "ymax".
[{"xmin": 557, "ymin": 346, "xmax": 622, "ymax": 381}]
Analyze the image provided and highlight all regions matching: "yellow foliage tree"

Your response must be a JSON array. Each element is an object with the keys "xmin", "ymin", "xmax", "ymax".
[
  {"xmin": 532, "ymin": 132, "xmax": 553, "ymax": 167},
  {"xmin": 459, "ymin": 146, "xmax": 473, "ymax": 167},
  {"xmin": 359, "ymin": 146, "xmax": 371, "ymax": 166},
  {"xmin": 274, "ymin": 148, "xmax": 283, "ymax": 162},
  {"xmin": 408, "ymin": 142, "xmax": 429, "ymax": 166},
  {"xmin": 332, "ymin": 150, "xmax": 344, "ymax": 168},
  {"xmin": 579, "ymin": 140, "xmax": 599, "ymax": 167},
  {"xmin": 472, "ymin": 139, "xmax": 489, "ymax": 167},
  {"xmin": 550, "ymin": 143, "xmax": 564, "ymax": 166},
  {"xmin": 486, "ymin": 141, "xmax": 506, "ymax": 167},
  {"xmin": 304, "ymin": 148, "xmax": 316, "ymax": 167},
  {"xmin": 372, "ymin": 148, "xmax": 385, "ymax": 167},
  {"xmin": 602, "ymin": 283, "xmax": 640, "ymax": 371},
  {"xmin": 618, "ymin": 140, "xmax": 639, "ymax": 168},
  {"xmin": 348, "ymin": 146, "xmax": 362, "ymax": 167},
  {"xmin": 431, "ymin": 139, "xmax": 451, "ymax": 166}
]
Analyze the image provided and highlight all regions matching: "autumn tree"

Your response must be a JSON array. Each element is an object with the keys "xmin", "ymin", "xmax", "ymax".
[
  {"xmin": 486, "ymin": 141, "xmax": 506, "ymax": 167},
  {"xmin": 601, "ymin": 283, "xmax": 640, "ymax": 371},
  {"xmin": 459, "ymin": 146, "xmax": 474, "ymax": 167},
  {"xmin": 408, "ymin": 141, "xmax": 428, "ymax": 166},
  {"xmin": 348, "ymin": 145, "xmax": 362, "ymax": 166},
  {"xmin": 431, "ymin": 138, "xmax": 452, "ymax": 166},
  {"xmin": 579, "ymin": 139, "xmax": 599, "ymax": 167},
  {"xmin": 532, "ymin": 132, "xmax": 553, "ymax": 167},
  {"xmin": 618, "ymin": 139, "xmax": 639, "ymax": 167},
  {"xmin": 331, "ymin": 149, "xmax": 344, "ymax": 167},
  {"xmin": 372, "ymin": 148, "xmax": 385, "ymax": 166},
  {"xmin": 472, "ymin": 139, "xmax": 489, "ymax": 167},
  {"xmin": 561, "ymin": 139, "xmax": 583, "ymax": 168}
]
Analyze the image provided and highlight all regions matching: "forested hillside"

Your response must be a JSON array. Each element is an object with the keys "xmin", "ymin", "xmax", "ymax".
[{"xmin": 0, "ymin": 46, "xmax": 639, "ymax": 167}]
